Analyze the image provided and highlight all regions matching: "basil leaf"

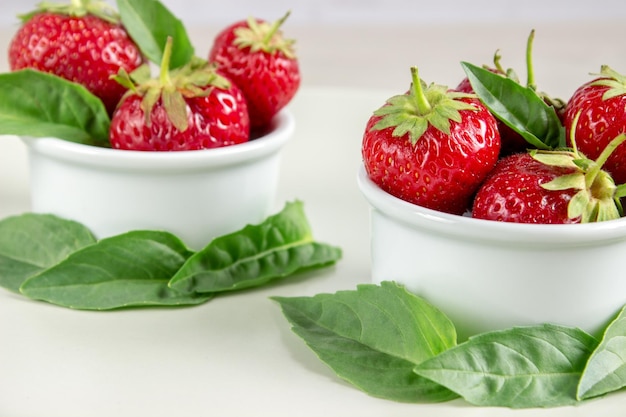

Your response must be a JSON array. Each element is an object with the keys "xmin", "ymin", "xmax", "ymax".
[
  {"xmin": 272, "ymin": 282, "xmax": 458, "ymax": 403},
  {"xmin": 578, "ymin": 306, "xmax": 626, "ymax": 400},
  {"xmin": 414, "ymin": 324, "xmax": 598, "ymax": 408},
  {"xmin": 169, "ymin": 201, "xmax": 342, "ymax": 294},
  {"xmin": 460, "ymin": 61, "xmax": 565, "ymax": 150},
  {"xmin": 0, "ymin": 70, "xmax": 110, "ymax": 146},
  {"xmin": 20, "ymin": 230, "xmax": 211, "ymax": 310},
  {"xmin": 117, "ymin": 0, "xmax": 194, "ymax": 69},
  {"xmin": 0, "ymin": 213, "xmax": 96, "ymax": 293}
]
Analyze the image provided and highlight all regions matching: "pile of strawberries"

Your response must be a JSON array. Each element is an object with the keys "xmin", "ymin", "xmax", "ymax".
[
  {"xmin": 7, "ymin": 0, "xmax": 300, "ymax": 151},
  {"xmin": 362, "ymin": 33, "xmax": 626, "ymax": 225}
]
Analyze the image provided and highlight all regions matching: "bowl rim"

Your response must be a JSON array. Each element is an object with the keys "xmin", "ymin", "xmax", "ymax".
[
  {"xmin": 357, "ymin": 164, "xmax": 626, "ymax": 245},
  {"xmin": 22, "ymin": 110, "xmax": 295, "ymax": 171}
]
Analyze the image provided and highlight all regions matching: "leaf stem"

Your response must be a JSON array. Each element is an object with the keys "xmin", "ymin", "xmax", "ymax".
[{"xmin": 411, "ymin": 66, "xmax": 432, "ymax": 115}]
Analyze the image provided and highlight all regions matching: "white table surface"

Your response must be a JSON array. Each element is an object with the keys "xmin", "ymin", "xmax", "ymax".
[{"xmin": 1, "ymin": 20, "xmax": 626, "ymax": 416}]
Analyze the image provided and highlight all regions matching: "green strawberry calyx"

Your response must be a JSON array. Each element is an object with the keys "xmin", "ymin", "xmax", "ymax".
[
  {"xmin": 532, "ymin": 111, "xmax": 626, "ymax": 223},
  {"xmin": 113, "ymin": 36, "xmax": 230, "ymax": 132},
  {"xmin": 20, "ymin": 0, "xmax": 120, "ymax": 24},
  {"xmin": 590, "ymin": 65, "xmax": 626, "ymax": 101},
  {"xmin": 233, "ymin": 11, "xmax": 296, "ymax": 59},
  {"xmin": 371, "ymin": 66, "xmax": 477, "ymax": 145}
]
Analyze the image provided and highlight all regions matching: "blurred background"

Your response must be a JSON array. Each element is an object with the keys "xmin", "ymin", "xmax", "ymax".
[
  {"xmin": 1, "ymin": 0, "xmax": 626, "ymax": 98},
  {"xmin": 1, "ymin": 0, "xmax": 626, "ymax": 26}
]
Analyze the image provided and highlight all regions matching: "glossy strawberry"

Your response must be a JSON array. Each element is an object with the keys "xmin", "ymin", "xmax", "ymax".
[
  {"xmin": 472, "ymin": 153, "xmax": 578, "ymax": 223},
  {"xmin": 110, "ymin": 39, "xmax": 249, "ymax": 151},
  {"xmin": 564, "ymin": 66, "xmax": 626, "ymax": 184},
  {"xmin": 455, "ymin": 67, "xmax": 528, "ymax": 156},
  {"xmin": 8, "ymin": 0, "xmax": 145, "ymax": 115},
  {"xmin": 208, "ymin": 12, "xmax": 300, "ymax": 130},
  {"xmin": 472, "ymin": 133, "xmax": 626, "ymax": 224},
  {"xmin": 362, "ymin": 67, "xmax": 501, "ymax": 215}
]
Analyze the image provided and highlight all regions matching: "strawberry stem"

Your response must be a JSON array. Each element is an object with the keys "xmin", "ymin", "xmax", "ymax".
[
  {"xmin": 411, "ymin": 66, "xmax": 432, "ymax": 115},
  {"xmin": 586, "ymin": 133, "xmax": 626, "ymax": 187},
  {"xmin": 264, "ymin": 11, "xmax": 291, "ymax": 45},
  {"xmin": 569, "ymin": 110, "xmax": 581, "ymax": 155},
  {"xmin": 160, "ymin": 37, "xmax": 174, "ymax": 86},
  {"xmin": 493, "ymin": 50, "xmax": 505, "ymax": 73},
  {"xmin": 525, "ymin": 29, "xmax": 536, "ymax": 90}
]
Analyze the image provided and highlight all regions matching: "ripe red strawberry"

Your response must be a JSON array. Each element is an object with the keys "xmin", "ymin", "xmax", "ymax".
[
  {"xmin": 109, "ymin": 38, "xmax": 249, "ymax": 151},
  {"xmin": 362, "ymin": 67, "xmax": 501, "ymax": 215},
  {"xmin": 455, "ymin": 67, "xmax": 529, "ymax": 156},
  {"xmin": 208, "ymin": 12, "xmax": 300, "ymax": 130},
  {"xmin": 564, "ymin": 66, "xmax": 626, "ymax": 184},
  {"xmin": 8, "ymin": 0, "xmax": 145, "ymax": 115},
  {"xmin": 472, "ymin": 153, "xmax": 578, "ymax": 223},
  {"xmin": 472, "ymin": 134, "xmax": 626, "ymax": 224}
]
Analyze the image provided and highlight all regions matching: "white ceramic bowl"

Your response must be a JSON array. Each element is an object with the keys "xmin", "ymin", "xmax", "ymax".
[
  {"xmin": 23, "ymin": 110, "xmax": 295, "ymax": 250},
  {"xmin": 357, "ymin": 165, "xmax": 626, "ymax": 339}
]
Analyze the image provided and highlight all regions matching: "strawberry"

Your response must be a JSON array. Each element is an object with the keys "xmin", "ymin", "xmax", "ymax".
[
  {"xmin": 109, "ymin": 38, "xmax": 249, "ymax": 151},
  {"xmin": 472, "ymin": 153, "xmax": 579, "ymax": 223},
  {"xmin": 8, "ymin": 0, "xmax": 145, "ymax": 115},
  {"xmin": 564, "ymin": 66, "xmax": 626, "ymax": 184},
  {"xmin": 208, "ymin": 12, "xmax": 300, "ymax": 131},
  {"xmin": 455, "ymin": 65, "xmax": 528, "ymax": 156},
  {"xmin": 472, "ymin": 131, "xmax": 626, "ymax": 224},
  {"xmin": 362, "ymin": 67, "xmax": 501, "ymax": 215}
]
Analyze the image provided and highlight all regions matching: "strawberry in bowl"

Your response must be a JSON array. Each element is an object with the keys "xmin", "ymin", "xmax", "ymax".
[
  {"xmin": 0, "ymin": 2, "xmax": 299, "ymax": 249},
  {"xmin": 208, "ymin": 12, "xmax": 300, "ymax": 131},
  {"xmin": 110, "ymin": 38, "xmax": 250, "ymax": 151},
  {"xmin": 8, "ymin": 0, "xmax": 145, "ymax": 115},
  {"xmin": 362, "ymin": 66, "xmax": 501, "ymax": 215},
  {"xmin": 358, "ymin": 62, "xmax": 626, "ymax": 339}
]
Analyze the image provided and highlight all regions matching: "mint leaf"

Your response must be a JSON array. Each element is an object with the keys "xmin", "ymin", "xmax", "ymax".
[
  {"xmin": 272, "ymin": 282, "xmax": 458, "ymax": 403},
  {"xmin": 415, "ymin": 324, "xmax": 598, "ymax": 408},
  {"xmin": 117, "ymin": 0, "xmax": 194, "ymax": 69},
  {"xmin": 0, "ymin": 69, "xmax": 110, "ymax": 146},
  {"xmin": 0, "ymin": 213, "xmax": 96, "ymax": 293},
  {"xmin": 169, "ymin": 201, "xmax": 342, "ymax": 294},
  {"xmin": 578, "ymin": 306, "xmax": 626, "ymax": 400},
  {"xmin": 460, "ymin": 61, "xmax": 565, "ymax": 150},
  {"xmin": 20, "ymin": 230, "xmax": 211, "ymax": 309}
]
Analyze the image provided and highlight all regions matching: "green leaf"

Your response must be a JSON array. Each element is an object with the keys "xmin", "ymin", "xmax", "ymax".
[
  {"xmin": 461, "ymin": 61, "xmax": 565, "ymax": 150},
  {"xmin": 578, "ymin": 306, "xmax": 626, "ymax": 400},
  {"xmin": 0, "ymin": 214, "xmax": 96, "ymax": 293},
  {"xmin": 169, "ymin": 201, "xmax": 342, "ymax": 294},
  {"xmin": 414, "ymin": 324, "xmax": 598, "ymax": 408},
  {"xmin": 117, "ymin": 0, "xmax": 194, "ymax": 69},
  {"xmin": 0, "ymin": 69, "xmax": 110, "ymax": 146},
  {"xmin": 272, "ymin": 281, "xmax": 458, "ymax": 403},
  {"xmin": 20, "ymin": 230, "xmax": 211, "ymax": 310}
]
